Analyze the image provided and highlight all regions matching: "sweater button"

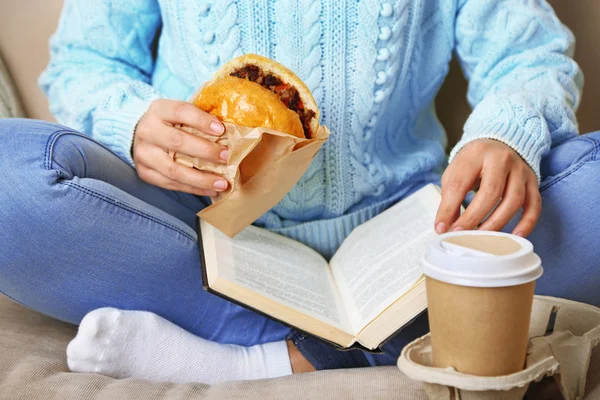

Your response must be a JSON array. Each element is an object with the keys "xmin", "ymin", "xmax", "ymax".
[
  {"xmin": 364, "ymin": 153, "xmax": 372, "ymax": 163},
  {"xmin": 208, "ymin": 54, "xmax": 219, "ymax": 65},
  {"xmin": 368, "ymin": 163, "xmax": 377, "ymax": 175},
  {"xmin": 375, "ymin": 71, "xmax": 387, "ymax": 85},
  {"xmin": 203, "ymin": 31, "xmax": 215, "ymax": 44},
  {"xmin": 199, "ymin": 3, "xmax": 211, "ymax": 15},
  {"xmin": 375, "ymin": 184, "xmax": 385, "ymax": 196},
  {"xmin": 376, "ymin": 48, "xmax": 390, "ymax": 61},
  {"xmin": 379, "ymin": 26, "xmax": 391, "ymax": 41},
  {"xmin": 380, "ymin": 3, "xmax": 393, "ymax": 17},
  {"xmin": 367, "ymin": 116, "xmax": 377, "ymax": 128},
  {"xmin": 364, "ymin": 129, "xmax": 373, "ymax": 141},
  {"xmin": 374, "ymin": 90, "xmax": 385, "ymax": 103}
]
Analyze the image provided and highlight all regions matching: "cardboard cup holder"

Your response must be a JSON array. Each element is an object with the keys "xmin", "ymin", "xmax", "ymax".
[{"xmin": 398, "ymin": 296, "xmax": 600, "ymax": 400}]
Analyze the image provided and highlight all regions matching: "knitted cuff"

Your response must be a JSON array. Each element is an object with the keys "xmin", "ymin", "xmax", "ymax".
[
  {"xmin": 93, "ymin": 96, "xmax": 157, "ymax": 167},
  {"xmin": 449, "ymin": 96, "xmax": 550, "ymax": 182}
]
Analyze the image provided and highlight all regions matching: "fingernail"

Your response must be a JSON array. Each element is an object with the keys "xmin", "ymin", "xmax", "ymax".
[
  {"xmin": 435, "ymin": 222, "xmax": 447, "ymax": 234},
  {"xmin": 452, "ymin": 226, "xmax": 464, "ymax": 232},
  {"xmin": 514, "ymin": 231, "xmax": 524, "ymax": 237},
  {"xmin": 210, "ymin": 121, "xmax": 225, "ymax": 135},
  {"xmin": 214, "ymin": 180, "xmax": 228, "ymax": 190},
  {"xmin": 220, "ymin": 149, "xmax": 229, "ymax": 161}
]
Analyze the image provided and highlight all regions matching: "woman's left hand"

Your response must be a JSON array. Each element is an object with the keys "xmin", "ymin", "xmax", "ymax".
[{"xmin": 435, "ymin": 139, "xmax": 541, "ymax": 237}]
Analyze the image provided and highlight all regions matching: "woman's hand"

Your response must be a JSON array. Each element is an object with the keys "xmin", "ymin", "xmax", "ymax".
[
  {"xmin": 133, "ymin": 99, "xmax": 230, "ymax": 197},
  {"xmin": 435, "ymin": 139, "xmax": 541, "ymax": 237}
]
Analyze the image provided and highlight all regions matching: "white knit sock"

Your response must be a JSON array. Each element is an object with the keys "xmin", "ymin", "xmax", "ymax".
[{"xmin": 67, "ymin": 308, "xmax": 292, "ymax": 384}]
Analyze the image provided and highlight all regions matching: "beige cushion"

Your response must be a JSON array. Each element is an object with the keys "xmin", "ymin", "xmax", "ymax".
[
  {"xmin": 0, "ymin": 0, "xmax": 62, "ymax": 121},
  {"xmin": 0, "ymin": 54, "xmax": 24, "ymax": 118},
  {"xmin": 0, "ymin": 294, "xmax": 428, "ymax": 399},
  {"xmin": 2, "ymin": 294, "xmax": 599, "ymax": 399}
]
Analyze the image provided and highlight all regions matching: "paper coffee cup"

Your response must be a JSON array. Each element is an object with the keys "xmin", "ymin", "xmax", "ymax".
[{"xmin": 422, "ymin": 231, "xmax": 543, "ymax": 376}]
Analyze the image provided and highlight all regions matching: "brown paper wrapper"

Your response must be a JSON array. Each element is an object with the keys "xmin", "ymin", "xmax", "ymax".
[{"xmin": 169, "ymin": 122, "xmax": 330, "ymax": 237}]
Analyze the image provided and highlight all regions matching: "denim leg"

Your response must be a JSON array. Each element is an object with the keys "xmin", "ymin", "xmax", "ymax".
[
  {"xmin": 503, "ymin": 131, "xmax": 600, "ymax": 306},
  {"xmin": 0, "ymin": 118, "xmax": 290, "ymax": 346}
]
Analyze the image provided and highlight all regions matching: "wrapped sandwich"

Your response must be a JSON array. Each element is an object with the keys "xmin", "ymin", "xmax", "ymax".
[{"xmin": 171, "ymin": 54, "xmax": 330, "ymax": 237}]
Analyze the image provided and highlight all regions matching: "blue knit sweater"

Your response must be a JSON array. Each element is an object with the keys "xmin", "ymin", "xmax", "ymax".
[{"xmin": 40, "ymin": 0, "xmax": 582, "ymax": 258}]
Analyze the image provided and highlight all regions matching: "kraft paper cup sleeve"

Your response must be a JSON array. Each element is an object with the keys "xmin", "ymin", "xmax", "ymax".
[
  {"xmin": 169, "ymin": 121, "xmax": 330, "ymax": 237},
  {"xmin": 398, "ymin": 295, "xmax": 600, "ymax": 400}
]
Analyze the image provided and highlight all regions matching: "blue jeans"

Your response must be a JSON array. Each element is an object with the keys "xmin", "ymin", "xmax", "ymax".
[{"xmin": 1, "ymin": 119, "xmax": 599, "ymax": 369}]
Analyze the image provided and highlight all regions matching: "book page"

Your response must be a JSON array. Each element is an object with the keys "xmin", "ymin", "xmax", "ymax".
[
  {"xmin": 330, "ymin": 184, "xmax": 441, "ymax": 333},
  {"xmin": 206, "ymin": 223, "xmax": 352, "ymax": 332}
]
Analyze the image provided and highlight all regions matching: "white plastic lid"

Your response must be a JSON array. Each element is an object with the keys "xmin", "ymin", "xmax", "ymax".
[{"xmin": 421, "ymin": 231, "xmax": 543, "ymax": 287}]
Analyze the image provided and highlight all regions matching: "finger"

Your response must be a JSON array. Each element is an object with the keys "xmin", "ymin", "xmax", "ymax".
[
  {"xmin": 153, "ymin": 99, "xmax": 225, "ymax": 136},
  {"xmin": 451, "ymin": 164, "xmax": 508, "ymax": 231},
  {"xmin": 435, "ymin": 160, "xmax": 480, "ymax": 234},
  {"xmin": 146, "ymin": 122, "xmax": 228, "ymax": 164},
  {"xmin": 137, "ymin": 165, "xmax": 219, "ymax": 197},
  {"xmin": 478, "ymin": 173, "xmax": 526, "ymax": 231},
  {"xmin": 512, "ymin": 181, "xmax": 542, "ymax": 237},
  {"xmin": 137, "ymin": 145, "xmax": 229, "ymax": 192}
]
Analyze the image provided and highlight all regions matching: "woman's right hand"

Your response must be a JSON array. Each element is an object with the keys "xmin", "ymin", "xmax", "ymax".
[{"xmin": 132, "ymin": 99, "xmax": 230, "ymax": 197}]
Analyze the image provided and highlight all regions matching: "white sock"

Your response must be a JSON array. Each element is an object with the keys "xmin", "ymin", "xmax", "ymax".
[{"xmin": 67, "ymin": 308, "xmax": 293, "ymax": 384}]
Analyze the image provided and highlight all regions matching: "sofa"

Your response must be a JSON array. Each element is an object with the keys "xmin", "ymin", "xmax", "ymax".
[{"xmin": 0, "ymin": 1, "xmax": 599, "ymax": 399}]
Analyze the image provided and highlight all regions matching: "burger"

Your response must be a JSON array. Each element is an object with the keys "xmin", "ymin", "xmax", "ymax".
[{"xmin": 193, "ymin": 54, "xmax": 320, "ymax": 139}]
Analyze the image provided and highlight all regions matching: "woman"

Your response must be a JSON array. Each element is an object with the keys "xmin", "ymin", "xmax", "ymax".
[{"xmin": 1, "ymin": 0, "xmax": 599, "ymax": 384}]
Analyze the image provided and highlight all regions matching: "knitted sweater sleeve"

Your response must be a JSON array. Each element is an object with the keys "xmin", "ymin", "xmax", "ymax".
[
  {"xmin": 39, "ymin": 0, "xmax": 163, "ymax": 166},
  {"xmin": 451, "ymin": 0, "xmax": 583, "ymax": 180}
]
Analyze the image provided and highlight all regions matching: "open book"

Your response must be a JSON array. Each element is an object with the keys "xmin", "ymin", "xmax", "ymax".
[{"xmin": 198, "ymin": 184, "xmax": 442, "ymax": 350}]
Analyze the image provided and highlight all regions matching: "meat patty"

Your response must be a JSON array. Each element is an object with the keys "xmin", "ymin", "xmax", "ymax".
[{"xmin": 231, "ymin": 65, "xmax": 316, "ymax": 138}]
